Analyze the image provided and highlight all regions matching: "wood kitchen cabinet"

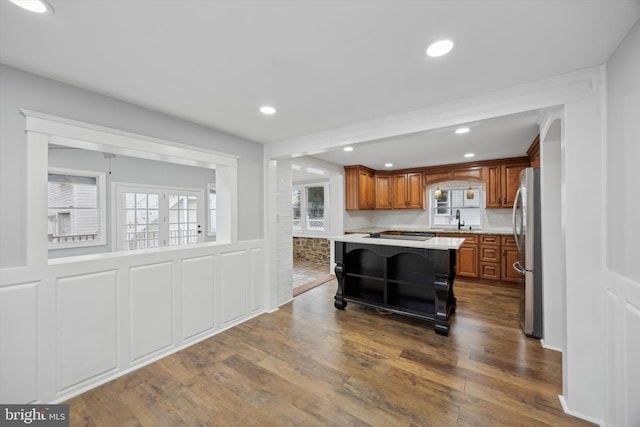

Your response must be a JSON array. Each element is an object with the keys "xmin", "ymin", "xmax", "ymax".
[
  {"xmin": 345, "ymin": 165, "xmax": 375, "ymax": 210},
  {"xmin": 392, "ymin": 172, "xmax": 424, "ymax": 209},
  {"xmin": 485, "ymin": 161, "xmax": 528, "ymax": 208},
  {"xmin": 527, "ymin": 134, "xmax": 541, "ymax": 168},
  {"xmin": 501, "ymin": 235, "xmax": 521, "ymax": 283},
  {"xmin": 479, "ymin": 234, "xmax": 501, "ymax": 280},
  {"xmin": 374, "ymin": 174, "xmax": 393, "ymax": 209},
  {"xmin": 440, "ymin": 233, "xmax": 478, "ymax": 278}
]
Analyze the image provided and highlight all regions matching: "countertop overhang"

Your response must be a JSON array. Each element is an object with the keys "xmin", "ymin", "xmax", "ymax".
[{"xmin": 332, "ymin": 233, "xmax": 465, "ymax": 250}]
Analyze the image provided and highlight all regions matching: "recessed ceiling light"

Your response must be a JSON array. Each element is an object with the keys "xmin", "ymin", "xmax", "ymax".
[
  {"xmin": 455, "ymin": 127, "xmax": 470, "ymax": 134},
  {"xmin": 259, "ymin": 105, "xmax": 276, "ymax": 115},
  {"xmin": 343, "ymin": 146, "xmax": 354, "ymax": 152},
  {"xmin": 9, "ymin": 0, "xmax": 54, "ymax": 14},
  {"xmin": 426, "ymin": 39, "xmax": 454, "ymax": 57},
  {"xmin": 385, "ymin": 163, "xmax": 393, "ymax": 168},
  {"xmin": 464, "ymin": 153, "xmax": 475, "ymax": 158}
]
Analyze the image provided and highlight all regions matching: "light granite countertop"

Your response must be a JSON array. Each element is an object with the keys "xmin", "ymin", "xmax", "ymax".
[
  {"xmin": 332, "ymin": 233, "xmax": 465, "ymax": 250},
  {"xmin": 344, "ymin": 227, "xmax": 513, "ymax": 236}
]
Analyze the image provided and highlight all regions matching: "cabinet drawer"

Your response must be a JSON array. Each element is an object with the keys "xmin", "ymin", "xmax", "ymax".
[
  {"xmin": 479, "ymin": 234, "xmax": 500, "ymax": 246},
  {"xmin": 479, "ymin": 246, "xmax": 500, "ymax": 262},
  {"xmin": 479, "ymin": 262, "xmax": 501, "ymax": 280},
  {"xmin": 501, "ymin": 235, "xmax": 517, "ymax": 247}
]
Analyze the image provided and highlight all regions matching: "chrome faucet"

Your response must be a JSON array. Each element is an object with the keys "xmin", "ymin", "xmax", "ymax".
[{"xmin": 456, "ymin": 209, "xmax": 465, "ymax": 230}]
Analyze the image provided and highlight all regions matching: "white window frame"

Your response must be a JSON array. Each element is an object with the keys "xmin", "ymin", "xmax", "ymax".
[
  {"xmin": 292, "ymin": 182, "xmax": 330, "ymax": 237},
  {"xmin": 48, "ymin": 167, "xmax": 106, "ymax": 250},
  {"xmin": 429, "ymin": 186, "xmax": 483, "ymax": 229},
  {"xmin": 113, "ymin": 182, "xmax": 205, "ymax": 251},
  {"xmin": 207, "ymin": 183, "xmax": 216, "ymax": 237}
]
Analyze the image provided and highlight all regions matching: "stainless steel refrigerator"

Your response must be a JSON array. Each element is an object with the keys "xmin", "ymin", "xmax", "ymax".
[{"xmin": 512, "ymin": 167, "xmax": 543, "ymax": 338}]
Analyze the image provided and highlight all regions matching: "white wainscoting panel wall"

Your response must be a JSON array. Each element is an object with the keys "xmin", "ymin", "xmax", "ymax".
[
  {"xmin": 56, "ymin": 271, "xmax": 118, "ymax": 392},
  {"xmin": 129, "ymin": 262, "xmax": 174, "ymax": 362},
  {"xmin": 220, "ymin": 251, "xmax": 248, "ymax": 325},
  {"xmin": 0, "ymin": 282, "xmax": 39, "ymax": 403},
  {"xmin": 0, "ymin": 241, "xmax": 264, "ymax": 404},
  {"xmin": 181, "ymin": 255, "xmax": 215, "ymax": 341}
]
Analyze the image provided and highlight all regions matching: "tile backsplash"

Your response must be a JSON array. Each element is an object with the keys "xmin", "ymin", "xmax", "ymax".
[{"xmin": 344, "ymin": 208, "xmax": 512, "ymax": 231}]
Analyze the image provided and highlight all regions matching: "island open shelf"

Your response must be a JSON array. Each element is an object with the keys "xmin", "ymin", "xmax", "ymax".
[{"xmin": 333, "ymin": 235, "xmax": 462, "ymax": 335}]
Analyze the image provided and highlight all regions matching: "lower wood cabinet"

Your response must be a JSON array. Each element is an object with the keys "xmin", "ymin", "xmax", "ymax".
[
  {"xmin": 479, "ymin": 234, "xmax": 501, "ymax": 280},
  {"xmin": 501, "ymin": 236, "xmax": 520, "ymax": 283},
  {"xmin": 438, "ymin": 233, "xmax": 517, "ymax": 284},
  {"xmin": 440, "ymin": 234, "xmax": 478, "ymax": 278}
]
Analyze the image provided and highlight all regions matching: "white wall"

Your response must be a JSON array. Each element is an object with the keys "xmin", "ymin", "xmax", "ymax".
[
  {"xmin": 0, "ymin": 64, "xmax": 264, "ymax": 268},
  {"xmin": 604, "ymin": 18, "xmax": 640, "ymax": 427},
  {"xmin": 539, "ymin": 118, "xmax": 564, "ymax": 352}
]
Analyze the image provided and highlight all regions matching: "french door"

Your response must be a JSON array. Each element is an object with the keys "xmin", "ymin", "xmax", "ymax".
[{"xmin": 115, "ymin": 184, "xmax": 204, "ymax": 251}]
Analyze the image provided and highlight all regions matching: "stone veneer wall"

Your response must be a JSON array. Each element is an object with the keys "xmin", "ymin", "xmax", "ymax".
[{"xmin": 293, "ymin": 237, "xmax": 330, "ymax": 264}]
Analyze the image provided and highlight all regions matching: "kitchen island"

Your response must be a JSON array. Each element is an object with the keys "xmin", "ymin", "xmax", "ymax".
[{"xmin": 332, "ymin": 234, "xmax": 465, "ymax": 335}]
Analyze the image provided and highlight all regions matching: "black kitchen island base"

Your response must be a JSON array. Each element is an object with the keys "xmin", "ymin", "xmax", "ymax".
[{"xmin": 333, "ymin": 241, "xmax": 457, "ymax": 336}]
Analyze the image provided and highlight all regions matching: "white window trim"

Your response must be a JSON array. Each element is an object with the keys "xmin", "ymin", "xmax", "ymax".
[
  {"xmin": 207, "ymin": 183, "xmax": 216, "ymax": 237},
  {"xmin": 48, "ymin": 167, "xmax": 106, "ymax": 250},
  {"xmin": 428, "ymin": 185, "xmax": 483, "ymax": 229},
  {"xmin": 292, "ymin": 182, "xmax": 330, "ymax": 237},
  {"xmin": 113, "ymin": 182, "xmax": 205, "ymax": 251}
]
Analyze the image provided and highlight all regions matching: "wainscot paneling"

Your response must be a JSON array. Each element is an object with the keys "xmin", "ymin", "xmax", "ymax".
[
  {"xmin": 56, "ymin": 271, "xmax": 118, "ymax": 392},
  {"xmin": 220, "ymin": 251, "xmax": 248, "ymax": 325},
  {"xmin": 624, "ymin": 301, "xmax": 640, "ymax": 424},
  {"xmin": 0, "ymin": 282, "xmax": 39, "ymax": 403},
  {"xmin": 0, "ymin": 240, "xmax": 265, "ymax": 403},
  {"xmin": 181, "ymin": 255, "xmax": 215, "ymax": 341},
  {"xmin": 129, "ymin": 262, "xmax": 174, "ymax": 362},
  {"xmin": 250, "ymin": 248, "xmax": 264, "ymax": 314}
]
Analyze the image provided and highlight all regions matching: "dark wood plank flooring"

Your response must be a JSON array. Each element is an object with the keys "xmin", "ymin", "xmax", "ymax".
[{"xmin": 67, "ymin": 279, "xmax": 594, "ymax": 426}]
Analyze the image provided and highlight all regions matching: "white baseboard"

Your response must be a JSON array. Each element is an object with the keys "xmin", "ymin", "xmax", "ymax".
[
  {"xmin": 540, "ymin": 339, "xmax": 563, "ymax": 353},
  {"xmin": 558, "ymin": 395, "xmax": 604, "ymax": 426}
]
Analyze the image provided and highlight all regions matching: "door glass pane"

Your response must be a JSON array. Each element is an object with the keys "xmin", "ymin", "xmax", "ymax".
[{"xmin": 306, "ymin": 186, "xmax": 324, "ymax": 231}]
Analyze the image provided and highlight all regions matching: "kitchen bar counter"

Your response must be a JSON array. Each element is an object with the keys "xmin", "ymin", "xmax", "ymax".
[{"xmin": 345, "ymin": 227, "xmax": 512, "ymax": 236}]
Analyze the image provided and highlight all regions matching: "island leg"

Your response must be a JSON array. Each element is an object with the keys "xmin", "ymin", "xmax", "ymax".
[
  {"xmin": 334, "ymin": 262, "xmax": 347, "ymax": 309},
  {"xmin": 434, "ymin": 279, "xmax": 450, "ymax": 336}
]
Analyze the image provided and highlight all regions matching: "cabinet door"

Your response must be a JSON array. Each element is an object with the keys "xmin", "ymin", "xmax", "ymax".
[
  {"xmin": 392, "ymin": 174, "xmax": 408, "ymax": 208},
  {"xmin": 359, "ymin": 170, "xmax": 375, "ymax": 209},
  {"xmin": 345, "ymin": 168, "xmax": 360, "ymax": 210},
  {"xmin": 405, "ymin": 173, "xmax": 424, "ymax": 209},
  {"xmin": 485, "ymin": 166, "xmax": 502, "ymax": 208},
  {"xmin": 502, "ymin": 164, "xmax": 527, "ymax": 207},
  {"xmin": 502, "ymin": 247, "xmax": 521, "ymax": 283},
  {"xmin": 374, "ymin": 175, "xmax": 393, "ymax": 209},
  {"xmin": 457, "ymin": 245, "xmax": 478, "ymax": 277}
]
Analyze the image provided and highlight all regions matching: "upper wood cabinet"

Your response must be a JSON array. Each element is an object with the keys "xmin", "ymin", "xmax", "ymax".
[
  {"xmin": 345, "ymin": 166, "xmax": 375, "ymax": 210},
  {"xmin": 485, "ymin": 161, "xmax": 528, "ymax": 208},
  {"xmin": 392, "ymin": 172, "xmax": 424, "ymax": 209},
  {"xmin": 374, "ymin": 174, "xmax": 393, "ymax": 209},
  {"xmin": 527, "ymin": 134, "xmax": 541, "ymax": 168}
]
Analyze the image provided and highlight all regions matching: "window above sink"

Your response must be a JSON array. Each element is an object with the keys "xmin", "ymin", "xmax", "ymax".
[{"xmin": 430, "ymin": 186, "xmax": 482, "ymax": 228}]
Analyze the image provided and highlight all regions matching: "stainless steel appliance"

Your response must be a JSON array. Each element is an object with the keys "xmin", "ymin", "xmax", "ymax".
[{"xmin": 512, "ymin": 167, "xmax": 543, "ymax": 338}]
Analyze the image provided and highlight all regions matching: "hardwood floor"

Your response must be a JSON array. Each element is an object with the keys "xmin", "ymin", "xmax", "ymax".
[{"xmin": 67, "ymin": 279, "xmax": 593, "ymax": 426}]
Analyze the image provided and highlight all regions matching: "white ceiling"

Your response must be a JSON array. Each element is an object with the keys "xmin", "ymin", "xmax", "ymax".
[{"xmin": 1, "ymin": 0, "xmax": 639, "ymax": 168}]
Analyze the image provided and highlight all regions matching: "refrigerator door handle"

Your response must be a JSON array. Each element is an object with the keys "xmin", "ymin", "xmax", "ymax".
[
  {"xmin": 512, "ymin": 260, "xmax": 526, "ymax": 275},
  {"xmin": 512, "ymin": 186, "xmax": 523, "ymax": 254}
]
